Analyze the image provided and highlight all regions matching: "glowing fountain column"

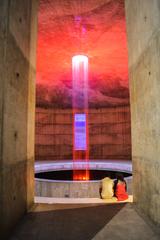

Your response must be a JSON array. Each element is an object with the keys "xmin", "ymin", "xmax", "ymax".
[{"xmin": 72, "ymin": 55, "xmax": 90, "ymax": 180}]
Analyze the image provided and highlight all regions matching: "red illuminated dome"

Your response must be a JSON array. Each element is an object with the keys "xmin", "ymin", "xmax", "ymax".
[{"xmin": 36, "ymin": 0, "xmax": 129, "ymax": 108}]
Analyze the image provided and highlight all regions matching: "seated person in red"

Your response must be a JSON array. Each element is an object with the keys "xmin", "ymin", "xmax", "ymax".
[{"xmin": 114, "ymin": 173, "xmax": 128, "ymax": 201}]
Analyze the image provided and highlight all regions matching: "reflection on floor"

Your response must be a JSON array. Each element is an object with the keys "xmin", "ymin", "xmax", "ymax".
[{"xmin": 10, "ymin": 203, "xmax": 160, "ymax": 240}]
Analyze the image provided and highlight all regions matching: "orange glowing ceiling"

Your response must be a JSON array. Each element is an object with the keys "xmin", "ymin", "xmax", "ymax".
[{"xmin": 36, "ymin": 0, "xmax": 129, "ymax": 108}]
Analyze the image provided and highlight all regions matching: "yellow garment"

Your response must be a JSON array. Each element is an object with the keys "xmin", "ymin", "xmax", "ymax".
[{"xmin": 101, "ymin": 177, "xmax": 114, "ymax": 199}]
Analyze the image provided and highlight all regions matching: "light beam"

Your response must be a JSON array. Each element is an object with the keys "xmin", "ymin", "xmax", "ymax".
[{"xmin": 72, "ymin": 55, "xmax": 90, "ymax": 181}]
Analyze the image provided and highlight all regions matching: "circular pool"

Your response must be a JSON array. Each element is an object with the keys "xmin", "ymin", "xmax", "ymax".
[{"xmin": 35, "ymin": 160, "xmax": 132, "ymax": 198}]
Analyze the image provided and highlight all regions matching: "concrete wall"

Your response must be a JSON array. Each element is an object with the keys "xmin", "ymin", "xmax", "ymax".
[
  {"xmin": 35, "ymin": 180, "xmax": 101, "ymax": 198},
  {"xmin": 35, "ymin": 177, "xmax": 132, "ymax": 198},
  {"xmin": 125, "ymin": 0, "xmax": 160, "ymax": 226},
  {"xmin": 35, "ymin": 106, "xmax": 131, "ymax": 160},
  {"xmin": 0, "ymin": 0, "xmax": 38, "ymax": 238}
]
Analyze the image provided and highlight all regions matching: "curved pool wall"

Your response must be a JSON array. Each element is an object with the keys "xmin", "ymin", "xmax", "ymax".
[{"xmin": 35, "ymin": 160, "xmax": 132, "ymax": 198}]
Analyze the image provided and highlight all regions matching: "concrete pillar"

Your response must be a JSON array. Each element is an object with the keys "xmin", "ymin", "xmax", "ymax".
[
  {"xmin": 125, "ymin": 0, "xmax": 160, "ymax": 225},
  {"xmin": 0, "ymin": 0, "xmax": 38, "ymax": 238}
]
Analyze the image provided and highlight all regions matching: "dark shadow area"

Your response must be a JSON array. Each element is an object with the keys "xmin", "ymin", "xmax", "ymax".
[
  {"xmin": 35, "ymin": 170, "xmax": 132, "ymax": 181},
  {"xmin": 10, "ymin": 203, "xmax": 126, "ymax": 240}
]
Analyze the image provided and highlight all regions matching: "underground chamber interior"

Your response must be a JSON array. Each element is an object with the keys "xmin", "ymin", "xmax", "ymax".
[{"xmin": 35, "ymin": 0, "xmax": 132, "ymax": 184}]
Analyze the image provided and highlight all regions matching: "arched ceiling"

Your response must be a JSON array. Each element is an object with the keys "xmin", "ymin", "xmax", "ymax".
[{"xmin": 36, "ymin": 0, "xmax": 129, "ymax": 108}]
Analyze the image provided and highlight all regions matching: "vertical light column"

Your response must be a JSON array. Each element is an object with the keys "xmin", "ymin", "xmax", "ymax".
[{"xmin": 72, "ymin": 55, "xmax": 89, "ymax": 180}]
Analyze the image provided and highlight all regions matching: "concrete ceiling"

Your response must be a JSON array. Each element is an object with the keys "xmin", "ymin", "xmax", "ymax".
[{"xmin": 36, "ymin": 0, "xmax": 129, "ymax": 108}]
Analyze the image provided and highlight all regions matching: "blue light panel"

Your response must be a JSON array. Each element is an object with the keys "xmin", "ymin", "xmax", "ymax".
[{"xmin": 74, "ymin": 114, "xmax": 86, "ymax": 150}]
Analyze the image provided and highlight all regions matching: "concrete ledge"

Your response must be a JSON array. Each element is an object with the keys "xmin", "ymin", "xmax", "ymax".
[
  {"xmin": 35, "ymin": 195, "xmax": 133, "ymax": 204},
  {"xmin": 35, "ymin": 159, "xmax": 132, "ymax": 173}
]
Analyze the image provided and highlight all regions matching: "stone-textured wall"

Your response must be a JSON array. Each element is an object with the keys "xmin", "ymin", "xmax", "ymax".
[
  {"xmin": 35, "ymin": 106, "xmax": 131, "ymax": 160},
  {"xmin": 125, "ymin": 0, "xmax": 160, "ymax": 226},
  {"xmin": 0, "ymin": 0, "xmax": 38, "ymax": 238}
]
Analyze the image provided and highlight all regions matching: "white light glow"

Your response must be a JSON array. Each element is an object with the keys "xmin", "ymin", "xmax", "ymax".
[
  {"xmin": 72, "ymin": 54, "xmax": 89, "ymax": 110},
  {"xmin": 72, "ymin": 55, "xmax": 88, "ymax": 64}
]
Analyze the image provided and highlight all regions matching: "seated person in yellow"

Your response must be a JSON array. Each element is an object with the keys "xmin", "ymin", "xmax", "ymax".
[{"xmin": 100, "ymin": 173, "xmax": 116, "ymax": 200}]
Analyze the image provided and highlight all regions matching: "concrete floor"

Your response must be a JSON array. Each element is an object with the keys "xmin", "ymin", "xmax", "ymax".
[
  {"xmin": 35, "ymin": 195, "xmax": 133, "ymax": 204},
  {"xmin": 10, "ymin": 203, "xmax": 160, "ymax": 240}
]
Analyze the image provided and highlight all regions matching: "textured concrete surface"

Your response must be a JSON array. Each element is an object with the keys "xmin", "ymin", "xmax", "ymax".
[
  {"xmin": 125, "ymin": 0, "xmax": 160, "ymax": 226},
  {"xmin": 35, "ymin": 196, "xmax": 133, "ymax": 204},
  {"xmin": 35, "ymin": 107, "xmax": 131, "ymax": 160},
  {"xmin": 0, "ymin": 0, "xmax": 38, "ymax": 238},
  {"xmin": 35, "ymin": 178, "xmax": 132, "ymax": 198},
  {"xmin": 35, "ymin": 179, "xmax": 101, "ymax": 198},
  {"xmin": 10, "ymin": 203, "xmax": 160, "ymax": 240}
]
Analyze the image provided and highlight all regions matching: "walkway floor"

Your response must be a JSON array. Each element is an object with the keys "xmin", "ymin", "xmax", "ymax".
[
  {"xmin": 10, "ymin": 202, "xmax": 160, "ymax": 240},
  {"xmin": 35, "ymin": 195, "xmax": 133, "ymax": 204}
]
